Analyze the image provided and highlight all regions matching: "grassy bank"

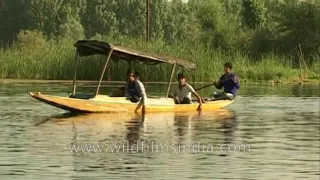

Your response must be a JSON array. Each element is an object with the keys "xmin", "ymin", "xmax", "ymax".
[{"xmin": 0, "ymin": 34, "xmax": 319, "ymax": 83}]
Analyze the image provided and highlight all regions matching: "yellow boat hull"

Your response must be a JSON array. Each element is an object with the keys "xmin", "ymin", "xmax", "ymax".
[{"xmin": 29, "ymin": 92, "xmax": 234, "ymax": 113}]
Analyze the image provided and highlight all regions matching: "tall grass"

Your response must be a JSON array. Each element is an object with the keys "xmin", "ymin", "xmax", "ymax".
[{"xmin": 0, "ymin": 31, "xmax": 318, "ymax": 82}]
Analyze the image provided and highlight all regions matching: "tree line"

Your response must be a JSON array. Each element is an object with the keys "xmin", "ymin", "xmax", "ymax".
[{"xmin": 0, "ymin": 0, "xmax": 319, "ymax": 67}]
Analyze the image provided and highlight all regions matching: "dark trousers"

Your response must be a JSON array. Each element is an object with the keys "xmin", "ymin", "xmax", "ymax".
[
  {"xmin": 180, "ymin": 97, "xmax": 192, "ymax": 104},
  {"xmin": 212, "ymin": 92, "xmax": 235, "ymax": 100},
  {"xmin": 129, "ymin": 95, "xmax": 141, "ymax": 103}
]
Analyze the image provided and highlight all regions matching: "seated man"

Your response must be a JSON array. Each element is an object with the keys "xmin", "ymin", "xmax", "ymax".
[
  {"xmin": 172, "ymin": 73, "xmax": 202, "ymax": 110},
  {"xmin": 212, "ymin": 62, "xmax": 240, "ymax": 100},
  {"xmin": 125, "ymin": 71, "xmax": 147, "ymax": 105},
  {"xmin": 109, "ymin": 69, "xmax": 134, "ymax": 97}
]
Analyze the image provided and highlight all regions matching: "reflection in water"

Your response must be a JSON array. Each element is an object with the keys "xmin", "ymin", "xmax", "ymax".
[
  {"xmin": 34, "ymin": 112, "xmax": 80, "ymax": 126},
  {"xmin": 125, "ymin": 114, "xmax": 145, "ymax": 147},
  {"xmin": 1, "ymin": 83, "xmax": 319, "ymax": 179},
  {"xmin": 72, "ymin": 120, "xmax": 77, "ymax": 146},
  {"xmin": 174, "ymin": 114, "xmax": 190, "ymax": 138},
  {"xmin": 172, "ymin": 110, "xmax": 238, "ymax": 141},
  {"xmin": 220, "ymin": 111, "xmax": 237, "ymax": 145},
  {"xmin": 171, "ymin": 110, "xmax": 238, "ymax": 157},
  {"xmin": 41, "ymin": 110, "xmax": 238, "ymax": 156}
]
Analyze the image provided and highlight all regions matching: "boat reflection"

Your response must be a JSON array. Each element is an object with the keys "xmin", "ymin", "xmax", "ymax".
[
  {"xmin": 33, "ymin": 109, "xmax": 238, "ymax": 174},
  {"xmin": 37, "ymin": 110, "xmax": 237, "ymax": 147},
  {"xmin": 172, "ymin": 110, "xmax": 237, "ymax": 151},
  {"xmin": 220, "ymin": 111, "xmax": 237, "ymax": 145},
  {"xmin": 40, "ymin": 109, "xmax": 235, "ymax": 128},
  {"xmin": 125, "ymin": 113, "xmax": 145, "ymax": 147}
]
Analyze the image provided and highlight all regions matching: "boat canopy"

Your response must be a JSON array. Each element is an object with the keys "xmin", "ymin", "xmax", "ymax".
[{"xmin": 74, "ymin": 40, "xmax": 196, "ymax": 69}]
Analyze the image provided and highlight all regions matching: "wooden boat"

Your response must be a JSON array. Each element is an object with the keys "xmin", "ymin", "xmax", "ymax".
[{"xmin": 29, "ymin": 40, "xmax": 234, "ymax": 113}]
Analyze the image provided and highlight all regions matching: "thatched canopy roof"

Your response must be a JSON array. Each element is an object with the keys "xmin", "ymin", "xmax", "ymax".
[{"xmin": 74, "ymin": 40, "xmax": 196, "ymax": 69}]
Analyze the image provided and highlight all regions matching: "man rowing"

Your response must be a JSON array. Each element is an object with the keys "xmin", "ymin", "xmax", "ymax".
[
  {"xmin": 172, "ymin": 73, "xmax": 202, "ymax": 110},
  {"xmin": 212, "ymin": 62, "xmax": 240, "ymax": 100}
]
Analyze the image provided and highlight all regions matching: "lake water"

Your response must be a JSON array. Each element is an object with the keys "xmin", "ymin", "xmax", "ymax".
[{"xmin": 0, "ymin": 83, "xmax": 319, "ymax": 180}]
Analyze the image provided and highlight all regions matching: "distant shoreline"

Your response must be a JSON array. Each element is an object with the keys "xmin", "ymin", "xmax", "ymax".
[{"xmin": 0, "ymin": 78, "xmax": 319, "ymax": 85}]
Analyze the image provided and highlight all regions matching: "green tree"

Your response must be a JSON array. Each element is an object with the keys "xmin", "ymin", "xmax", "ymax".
[
  {"xmin": 27, "ymin": 0, "xmax": 85, "ymax": 38},
  {"xmin": 276, "ymin": 2, "xmax": 320, "ymax": 64},
  {"xmin": 115, "ymin": 0, "xmax": 145, "ymax": 39},
  {"xmin": 193, "ymin": 0, "xmax": 240, "ymax": 50},
  {"xmin": 0, "ymin": 0, "xmax": 30, "ymax": 43},
  {"xmin": 241, "ymin": 0, "xmax": 266, "ymax": 29},
  {"xmin": 81, "ymin": 0, "xmax": 118, "ymax": 38},
  {"xmin": 150, "ymin": 0, "xmax": 168, "ymax": 41}
]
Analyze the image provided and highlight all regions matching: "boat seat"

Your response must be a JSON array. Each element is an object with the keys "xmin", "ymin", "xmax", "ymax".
[
  {"xmin": 69, "ymin": 93, "xmax": 95, "ymax": 99},
  {"xmin": 108, "ymin": 89, "xmax": 125, "ymax": 97}
]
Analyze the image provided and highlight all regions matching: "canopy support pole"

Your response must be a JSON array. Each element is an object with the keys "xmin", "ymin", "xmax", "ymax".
[
  {"xmin": 165, "ymin": 63, "xmax": 176, "ymax": 98},
  {"xmin": 72, "ymin": 50, "xmax": 79, "ymax": 96},
  {"xmin": 95, "ymin": 48, "xmax": 113, "ymax": 96},
  {"xmin": 107, "ymin": 64, "xmax": 111, "ymax": 81}
]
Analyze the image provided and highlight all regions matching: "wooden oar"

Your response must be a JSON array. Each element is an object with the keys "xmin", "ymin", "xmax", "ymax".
[
  {"xmin": 195, "ymin": 83, "xmax": 215, "ymax": 91},
  {"xmin": 195, "ymin": 77, "xmax": 234, "ymax": 91}
]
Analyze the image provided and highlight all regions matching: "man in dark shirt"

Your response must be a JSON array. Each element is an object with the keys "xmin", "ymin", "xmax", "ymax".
[
  {"xmin": 125, "ymin": 70, "xmax": 147, "ymax": 104},
  {"xmin": 212, "ymin": 62, "xmax": 240, "ymax": 100}
]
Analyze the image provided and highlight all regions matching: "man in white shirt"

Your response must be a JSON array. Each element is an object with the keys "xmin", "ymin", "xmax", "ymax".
[{"xmin": 172, "ymin": 73, "xmax": 202, "ymax": 110}]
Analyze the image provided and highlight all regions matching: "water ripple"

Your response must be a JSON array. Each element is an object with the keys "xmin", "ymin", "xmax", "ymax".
[{"xmin": 0, "ymin": 84, "xmax": 319, "ymax": 179}]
